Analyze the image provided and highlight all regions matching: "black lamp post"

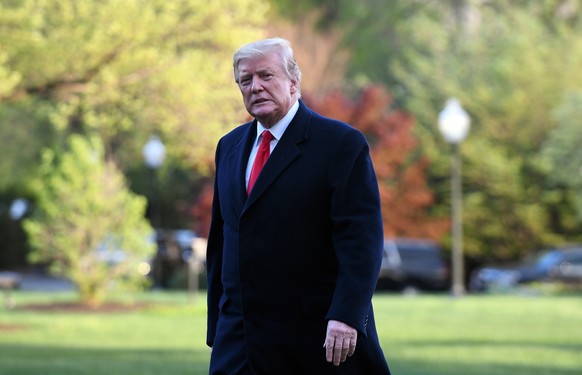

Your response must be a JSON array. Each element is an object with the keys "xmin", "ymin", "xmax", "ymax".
[
  {"xmin": 142, "ymin": 135, "xmax": 166, "ymax": 229},
  {"xmin": 438, "ymin": 98, "xmax": 470, "ymax": 297}
]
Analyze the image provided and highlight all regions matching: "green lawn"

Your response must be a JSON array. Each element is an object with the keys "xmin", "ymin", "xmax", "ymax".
[{"xmin": 0, "ymin": 291, "xmax": 581, "ymax": 375}]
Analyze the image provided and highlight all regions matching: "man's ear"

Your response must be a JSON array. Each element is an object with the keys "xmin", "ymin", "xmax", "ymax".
[{"xmin": 290, "ymin": 78, "xmax": 298, "ymax": 94}]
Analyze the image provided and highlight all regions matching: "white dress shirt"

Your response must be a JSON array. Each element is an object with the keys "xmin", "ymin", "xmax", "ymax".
[{"xmin": 245, "ymin": 101, "xmax": 299, "ymax": 189}]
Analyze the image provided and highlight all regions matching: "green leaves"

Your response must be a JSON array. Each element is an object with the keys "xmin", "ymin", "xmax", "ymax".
[
  {"xmin": 23, "ymin": 135, "xmax": 155, "ymax": 305},
  {"xmin": 542, "ymin": 91, "xmax": 582, "ymax": 220},
  {"xmin": 0, "ymin": 0, "xmax": 268, "ymax": 270},
  {"xmin": 345, "ymin": 0, "xmax": 582, "ymax": 257},
  {"xmin": 273, "ymin": 0, "xmax": 582, "ymax": 258},
  {"xmin": 0, "ymin": 0, "xmax": 267, "ymax": 173}
]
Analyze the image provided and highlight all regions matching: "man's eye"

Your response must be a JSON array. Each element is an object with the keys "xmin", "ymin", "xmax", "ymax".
[{"xmin": 240, "ymin": 79, "xmax": 251, "ymax": 86}]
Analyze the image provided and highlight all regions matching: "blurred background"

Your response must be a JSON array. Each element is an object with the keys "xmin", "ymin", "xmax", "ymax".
[{"xmin": 1, "ymin": 0, "xmax": 581, "ymax": 301}]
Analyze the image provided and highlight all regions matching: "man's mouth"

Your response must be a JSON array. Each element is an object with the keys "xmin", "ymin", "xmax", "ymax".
[{"xmin": 253, "ymin": 98, "xmax": 269, "ymax": 105}]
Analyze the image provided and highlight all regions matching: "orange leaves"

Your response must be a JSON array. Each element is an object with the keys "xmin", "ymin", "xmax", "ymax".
[{"xmin": 305, "ymin": 85, "xmax": 449, "ymax": 240}]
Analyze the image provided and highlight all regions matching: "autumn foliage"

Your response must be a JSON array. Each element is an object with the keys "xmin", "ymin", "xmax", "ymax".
[
  {"xmin": 191, "ymin": 183, "xmax": 214, "ymax": 239},
  {"xmin": 192, "ymin": 85, "xmax": 448, "ymax": 241},
  {"xmin": 305, "ymin": 86, "xmax": 448, "ymax": 240}
]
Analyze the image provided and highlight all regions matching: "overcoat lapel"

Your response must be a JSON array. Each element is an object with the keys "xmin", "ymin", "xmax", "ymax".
[
  {"xmin": 225, "ymin": 123, "xmax": 256, "ymax": 216},
  {"xmin": 242, "ymin": 101, "xmax": 311, "ymax": 214}
]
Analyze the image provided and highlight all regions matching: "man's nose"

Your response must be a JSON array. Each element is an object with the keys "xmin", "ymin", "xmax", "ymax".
[{"xmin": 251, "ymin": 78, "xmax": 263, "ymax": 92}]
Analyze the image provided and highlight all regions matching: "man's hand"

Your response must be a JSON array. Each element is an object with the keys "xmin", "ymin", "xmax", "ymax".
[{"xmin": 323, "ymin": 320, "xmax": 357, "ymax": 366}]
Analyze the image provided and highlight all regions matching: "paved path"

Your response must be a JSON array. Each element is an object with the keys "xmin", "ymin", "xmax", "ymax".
[
  {"xmin": 20, "ymin": 274, "xmax": 74, "ymax": 291},
  {"xmin": 1, "ymin": 271, "xmax": 75, "ymax": 292}
]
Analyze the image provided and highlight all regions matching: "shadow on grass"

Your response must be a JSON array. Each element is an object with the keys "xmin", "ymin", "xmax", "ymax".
[
  {"xmin": 0, "ymin": 343, "xmax": 210, "ymax": 375},
  {"xmin": 388, "ymin": 357, "xmax": 581, "ymax": 375},
  {"xmin": 398, "ymin": 338, "xmax": 582, "ymax": 353},
  {"xmin": 384, "ymin": 338, "xmax": 581, "ymax": 375},
  {"xmin": 1, "ymin": 342, "xmax": 578, "ymax": 375}
]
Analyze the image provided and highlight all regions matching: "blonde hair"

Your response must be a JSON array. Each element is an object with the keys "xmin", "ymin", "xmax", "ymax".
[{"xmin": 233, "ymin": 37, "xmax": 302, "ymax": 95}]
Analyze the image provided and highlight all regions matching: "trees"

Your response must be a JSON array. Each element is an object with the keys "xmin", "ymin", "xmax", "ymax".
[
  {"xmin": 4, "ymin": 0, "xmax": 580, "ymax": 272},
  {"xmin": 23, "ymin": 135, "xmax": 154, "ymax": 306},
  {"xmin": 542, "ymin": 91, "xmax": 582, "ymax": 222},
  {"xmin": 0, "ymin": 0, "xmax": 267, "ymax": 268},
  {"xmin": 383, "ymin": 1, "xmax": 582, "ymax": 259},
  {"xmin": 271, "ymin": 0, "xmax": 582, "ymax": 260},
  {"xmin": 0, "ymin": 0, "xmax": 266, "ymax": 172}
]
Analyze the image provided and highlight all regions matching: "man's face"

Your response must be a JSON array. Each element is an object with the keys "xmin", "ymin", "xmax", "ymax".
[{"xmin": 237, "ymin": 52, "xmax": 298, "ymax": 128}]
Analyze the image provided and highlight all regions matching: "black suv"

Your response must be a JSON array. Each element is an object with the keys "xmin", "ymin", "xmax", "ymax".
[{"xmin": 377, "ymin": 238, "xmax": 450, "ymax": 292}]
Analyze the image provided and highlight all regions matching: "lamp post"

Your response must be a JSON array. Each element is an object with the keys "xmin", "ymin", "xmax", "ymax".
[
  {"xmin": 438, "ymin": 98, "xmax": 470, "ymax": 297},
  {"xmin": 142, "ymin": 135, "xmax": 166, "ymax": 229}
]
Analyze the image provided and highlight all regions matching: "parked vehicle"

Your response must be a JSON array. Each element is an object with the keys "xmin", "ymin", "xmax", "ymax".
[
  {"xmin": 377, "ymin": 238, "xmax": 449, "ymax": 293},
  {"xmin": 151, "ymin": 229, "xmax": 198, "ymax": 288},
  {"xmin": 95, "ymin": 229, "xmax": 199, "ymax": 289},
  {"xmin": 470, "ymin": 245, "xmax": 582, "ymax": 292}
]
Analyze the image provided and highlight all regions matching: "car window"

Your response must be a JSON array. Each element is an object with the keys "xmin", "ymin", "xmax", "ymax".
[
  {"xmin": 536, "ymin": 251, "xmax": 562, "ymax": 269},
  {"xmin": 395, "ymin": 244, "xmax": 443, "ymax": 266},
  {"xmin": 562, "ymin": 251, "xmax": 582, "ymax": 263},
  {"xmin": 383, "ymin": 241, "xmax": 402, "ymax": 266}
]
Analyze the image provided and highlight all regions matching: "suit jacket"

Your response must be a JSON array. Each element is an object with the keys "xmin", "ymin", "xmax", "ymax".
[{"xmin": 206, "ymin": 100, "xmax": 390, "ymax": 374}]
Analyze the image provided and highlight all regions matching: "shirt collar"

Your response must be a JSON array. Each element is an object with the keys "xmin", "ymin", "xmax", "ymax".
[{"xmin": 255, "ymin": 100, "xmax": 299, "ymax": 144}]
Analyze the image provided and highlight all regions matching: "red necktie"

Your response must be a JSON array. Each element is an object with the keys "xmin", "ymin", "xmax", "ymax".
[{"xmin": 248, "ymin": 130, "xmax": 274, "ymax": 194}]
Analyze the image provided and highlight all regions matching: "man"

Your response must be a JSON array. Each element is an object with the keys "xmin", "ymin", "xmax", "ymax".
[{"xmin": 206, "ymin": 37, "xmax": 391, "ymax": 375}]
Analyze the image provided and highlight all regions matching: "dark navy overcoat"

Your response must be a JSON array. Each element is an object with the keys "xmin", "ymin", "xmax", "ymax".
[{"xmin": 206, "ymin": 100, "xmax": 390, "ymax": 374}]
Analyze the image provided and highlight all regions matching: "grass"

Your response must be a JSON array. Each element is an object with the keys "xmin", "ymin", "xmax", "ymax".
[
  {"xmin": 0, "ymin": 291, "xmax": 581, "ymax": 375},
  {"xmin": 373, "ymin": 292, "xmax": 582, "ymax": 374}
]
